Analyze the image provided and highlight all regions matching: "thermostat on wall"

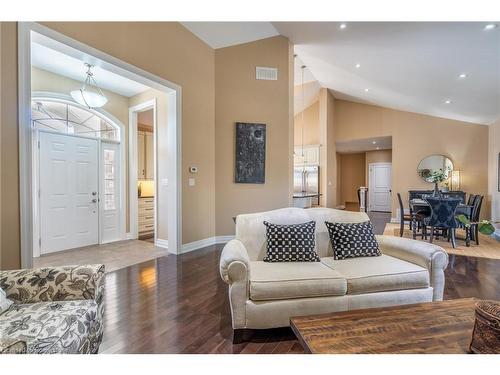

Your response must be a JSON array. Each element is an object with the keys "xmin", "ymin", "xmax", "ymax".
[{"xmin": 189, "ymin": 166, "xmax": 198, "ymax": 173}]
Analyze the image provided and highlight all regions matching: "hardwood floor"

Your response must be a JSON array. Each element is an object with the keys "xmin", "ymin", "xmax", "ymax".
[{"xmin": 99, "ymin": 241, "xmax": 500, "ymax": 353}]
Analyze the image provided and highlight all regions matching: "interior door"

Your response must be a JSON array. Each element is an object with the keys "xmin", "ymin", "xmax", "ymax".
[
  {"xmin": 369, "ymin": 163, "xmax": 392, "ymax": 212},
  {"xmin": 39, "ymin": 132, "xmax": 99, "ymax": 254}
]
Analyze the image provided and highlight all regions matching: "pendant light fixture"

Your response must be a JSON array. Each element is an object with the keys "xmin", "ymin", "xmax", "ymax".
[{"xmin": 70, "ymin": 63, "xmax": 108, "ymax": 109}]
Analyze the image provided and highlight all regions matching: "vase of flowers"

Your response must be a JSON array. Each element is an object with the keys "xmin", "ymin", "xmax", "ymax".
[{"xmin": 429, "ymin": 168, "xmax": 450, "ymax": 197}]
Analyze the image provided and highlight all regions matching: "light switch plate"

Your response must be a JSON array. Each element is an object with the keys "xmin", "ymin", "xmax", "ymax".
[
  {"xmin": 161, "ymin": 178, "xmax": 169, "ymax": 186},
  {"xmin": 188, "ymin": 178, "xmax": 195, "ymax": 187}
]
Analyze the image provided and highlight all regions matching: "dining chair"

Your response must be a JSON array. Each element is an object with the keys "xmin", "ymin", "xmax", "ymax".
[
  {"xmin": 397, "ymin": 193, "xmax": 413, "ymax": 236},
  {"xmin": 424, "ymin": 197, "xmax": 462, "ymax": 248},
  {"xmin": 470, "ymin": 195, "xmax": 484, "ymax": 245},
  {"xmin": 467, "ymin": 194, "xmax": 477, "ymax": 207}
]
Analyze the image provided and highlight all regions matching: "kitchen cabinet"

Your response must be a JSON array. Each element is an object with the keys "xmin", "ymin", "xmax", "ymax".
[
  {"xmin": 137, "ymin": 130, "xmax": 154, "ymax": 179},
  {"xmin": 294, "ymin": 145, "xmax": 320, "ymax": 166},
  {"xmin": 138, "ymin": 197, "xmax": 154, "ymax": 238}
]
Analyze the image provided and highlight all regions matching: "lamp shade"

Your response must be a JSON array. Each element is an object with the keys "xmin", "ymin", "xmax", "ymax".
[
  {"xmin": 451, "ymin": 170, "xmax": 460, "ymax": 190},
  {"xmin": 71, "ymin": 88, "xmax": 108, "ymax": 108}
]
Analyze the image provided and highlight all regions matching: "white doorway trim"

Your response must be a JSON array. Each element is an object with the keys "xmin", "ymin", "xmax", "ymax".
[
  {"xmin": 368, "ymin": 162, "xmax": 392, "ymax": 213},
  {"xmin": 18, "ymin": 22, "xmax": 183, "ymax": 268},
  {"xmin": 128, "ymin": 99, "xmax": 161, "ymax": 246}
]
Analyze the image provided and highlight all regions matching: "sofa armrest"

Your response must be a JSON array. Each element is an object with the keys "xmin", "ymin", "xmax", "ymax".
[
  {"xmin": 220, "ymin": 239, "xmax": 250, "ymax": 284},
  {"xmin": 0, "ymin": 264, "xmax": 105, "ymax": 305},
  {"xmin": 376, "ymin": 235, "xmax": 448, "ymax": 300},
  {"xmin": 219, "ymin": 239, "xmax": 250, "ymax": 329},
  {"xmin": 0, "ymin": 338, "xmax": 27, "ymax": 354}
]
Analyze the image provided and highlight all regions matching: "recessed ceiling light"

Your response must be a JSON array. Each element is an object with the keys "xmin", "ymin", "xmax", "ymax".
[
  {"xmin": 372, "ymin": 141, "xmax": 377, "ymax": 144},
  {"xmin": 445, "ymin": 100, "xmax": 453, "ymax": 104},
  {"xmin": 355, "ymin": 63, "xmax": 361, "ymax": 68},
  {"xmin": 364, "ymin": 88, "xmax": 370, "ymax": 92},
  {"xmin": 458, "ymin": 73, "xmax": 468, "ymax": 79},
  {"xmin": 484, "ymin": 24, "xmax": 498, "ymax": 30},
  {"xmin": 340, "ymin": 23, "xmax": 347, "ymax": 29}
]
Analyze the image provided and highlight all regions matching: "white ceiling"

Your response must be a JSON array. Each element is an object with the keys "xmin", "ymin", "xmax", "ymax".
[
  {"xmin": 182, "ymin": 22, "xmax": 279, "ymax": 49},
  {"xmin": 185, "ymin": 22, "xmax": 500, "ymax": 125},
  {"xmin": 336, "ymin": 136, "xmax": 392, "ymax": 154},
  {"xmin": 31, "ymin": 35, "xmax": 150, "ymax": 98},
  {"xmin": 276, "ymin": 22, "xmax": 500, "ymax": 125}
]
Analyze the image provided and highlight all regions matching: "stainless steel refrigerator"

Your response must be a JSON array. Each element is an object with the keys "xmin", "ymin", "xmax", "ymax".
[{"xmin": 294, "ymin": 166, "xmax": 320, "ymax": 204}]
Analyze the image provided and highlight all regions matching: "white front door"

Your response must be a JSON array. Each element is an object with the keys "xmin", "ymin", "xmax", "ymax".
[
  {"xmin": 369, "ymin": 163, "xmax": 392, "ymax": 212},
  {"xmin": 39, "ymin": 132, "xmax": 99, "ymax": 254}
]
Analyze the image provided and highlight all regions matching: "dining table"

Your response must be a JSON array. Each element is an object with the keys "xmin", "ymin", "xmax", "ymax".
[{"xmin": 409, "ymin": 198, "xmax": 473, "ymax": 246}]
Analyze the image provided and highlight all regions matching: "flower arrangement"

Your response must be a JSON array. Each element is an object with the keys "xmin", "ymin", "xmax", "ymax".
[{"xmin": 429, "ymin": 168, "xmax": 450, "ymax": 184}]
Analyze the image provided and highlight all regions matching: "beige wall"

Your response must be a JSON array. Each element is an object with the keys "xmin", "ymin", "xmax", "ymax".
[
  {"xmin": 489, "ymin": 118, "xmax": 500, "ymax": 225},
  {"xmin": 334, "ymin": 100, "xmax": 490, "ymax": 218},
  {"xmin": 294, "ymin": 100, "xmax": 319, "ymax": 146},
  {"xmin": 129, "ymin": 89, "xmax": 169, "ymax": 239},
  {"xmin": 365, "ymin": 149, "xmax": 392, "ymax": 189},
  {"xmin": 214, "ymin": 36, "xmax": 293, "ymax": 236},
  {"xmin": 339, "ymin": 153, "xmax": 366, "ymax": 204},
  {"xmin": 0, "ymin": 22, "xmax": 216, "ymax": 268},
  {"xmin": 1, "ymin": 23, "xmax": 20, "ymax": 269}
]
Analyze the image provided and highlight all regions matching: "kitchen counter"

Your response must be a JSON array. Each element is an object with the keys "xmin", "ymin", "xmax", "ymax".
[
  {"xmin": 293, "ymin": 192, "xmax": 321, "ymax": 198},
  {"xmin": 293, "ymin": 193, "xmax": 321, "ymax": 208}
]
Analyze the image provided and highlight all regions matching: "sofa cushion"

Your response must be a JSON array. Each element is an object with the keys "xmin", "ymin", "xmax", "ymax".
[
  {"xmin": 0, "ymin": 299, "xmax": 99, "ymax": 354},
  {"xmin": 249, "ymin": 261, "xmax": 347, "ymax": 301},
  {"xmin": 263, "ymin": 221, "xmax": 320, "ymax": 262},
  {"xmin": 321, "ymin": 255, "xmax": 429, "ymax": 295}
]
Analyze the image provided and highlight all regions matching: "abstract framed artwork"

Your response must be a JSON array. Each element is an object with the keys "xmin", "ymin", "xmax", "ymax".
[{"xmin": 235, "ymin": 122, "xmax": 266, "ymax": 184}]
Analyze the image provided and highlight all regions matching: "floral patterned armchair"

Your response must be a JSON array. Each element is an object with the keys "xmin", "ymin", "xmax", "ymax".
[{"xmin": 0, "ymin": 264, "xmax": 105, "ymax": 354}]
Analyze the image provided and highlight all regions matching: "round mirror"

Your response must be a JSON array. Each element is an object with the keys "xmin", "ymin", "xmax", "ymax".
[{"xmin": 417, "ymin": 154, "xmax": 453, "ymax": 183}]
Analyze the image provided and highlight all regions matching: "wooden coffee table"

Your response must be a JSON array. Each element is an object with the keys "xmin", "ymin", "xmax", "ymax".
[{"xmin": 290, "ymin": 298, "xmax": 477, "ymax": 354}]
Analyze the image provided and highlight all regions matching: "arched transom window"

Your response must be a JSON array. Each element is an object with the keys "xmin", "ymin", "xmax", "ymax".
[{"xmin": 31, "ymin": 98, "xmax": 120, "ymax": 141}]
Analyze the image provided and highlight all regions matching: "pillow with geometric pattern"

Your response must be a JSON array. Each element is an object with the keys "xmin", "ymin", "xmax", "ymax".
[
  {"xmin": 325, "ymin": 221, "xmax": 381, "ymax": 260},
  {"xmin": 263, "ymin": 221, "xmax": 320, "ymax": 262}
]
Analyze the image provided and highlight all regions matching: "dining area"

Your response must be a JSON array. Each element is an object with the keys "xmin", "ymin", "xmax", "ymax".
[{"xmin": 397, "ymin": 154, "xmax": 486, "ymax": 249}]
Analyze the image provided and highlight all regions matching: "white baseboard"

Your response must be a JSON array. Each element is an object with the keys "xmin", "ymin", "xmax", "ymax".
[
  {"xmin": 155, "ymin": 238, "xmax": 169, "ymax": 249},
  {"xmin": 125, "ymin": 232, "xmax": 136, "ymax": 240},
  {"xmin": 215, "ymin": 235, "xmax": 235, "ymax": 244},
  {"xmin": 180, "ymin": 235, "xmax": 235, "ymax": 254}
]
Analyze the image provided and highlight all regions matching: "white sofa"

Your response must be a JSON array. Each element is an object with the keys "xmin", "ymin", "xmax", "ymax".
[{"xmin": 219, "ymin": 207, "xmax": 448, "ymax": 342}]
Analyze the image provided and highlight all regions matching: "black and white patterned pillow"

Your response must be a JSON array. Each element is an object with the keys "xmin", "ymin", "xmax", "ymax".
[
  {"xmin": 263, "ymin": 221, "xmax": 320, "ymax": 262},
  {"xmin": 325, "ymin": 221, "xmax": 381, "ymax": 260}
]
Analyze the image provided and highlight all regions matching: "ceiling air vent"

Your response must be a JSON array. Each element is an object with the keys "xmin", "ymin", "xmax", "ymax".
[{"xmin": 256, "ymin": 66, "xmax": 278, "ymax": 81}]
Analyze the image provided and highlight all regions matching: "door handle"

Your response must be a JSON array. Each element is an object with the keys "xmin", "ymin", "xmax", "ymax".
[{"xmin": 91, "ymin": 198, "xmax": 97, "ymax": 203}]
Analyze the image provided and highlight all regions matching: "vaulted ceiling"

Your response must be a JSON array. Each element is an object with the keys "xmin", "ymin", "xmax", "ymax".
[{"xmin": 183, "ymin": 22, "xmax": 500, "ymax": 125}]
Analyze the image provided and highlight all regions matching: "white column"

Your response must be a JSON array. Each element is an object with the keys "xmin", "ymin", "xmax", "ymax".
[{"xmin": 359, "ymin": 187, "xmax": 368, "ymax": 212}]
